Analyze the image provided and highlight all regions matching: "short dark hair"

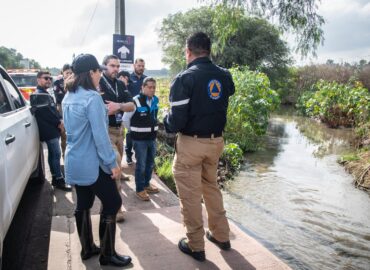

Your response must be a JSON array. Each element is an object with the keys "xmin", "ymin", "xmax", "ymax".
[
  {"xmin": 134, "ymin": 58, "xmax": 145, "ymax": 64},
  {"xmin": 62, "ymin": 64, "xmax": 72, "ymax": 72},
  {"xmin": 186, "ymin": 32, "xmax": 211, "ymax": 56},
  {"xmin": 118, "ymin": 70, "xmax": 130, "ymax": 78},
  {"xmin": 65, "ymin": 70, "xmax": 97, "ymax": 93},
  {"xmin": 102, "ymin": 55, "xmax": 119, "ymax": 65},
  {"xmin": 142, "ymin": 77, "xmax": 156, "ymax": 87},
  {"xmin": 37, "ymin": 71, "xmax": 51, "ymax": 78}
]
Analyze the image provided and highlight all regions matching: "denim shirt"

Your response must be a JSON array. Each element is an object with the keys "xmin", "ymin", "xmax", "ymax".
[{"xmin": 62, "ymin": 86, "xmax": 117, "ymax": 186}]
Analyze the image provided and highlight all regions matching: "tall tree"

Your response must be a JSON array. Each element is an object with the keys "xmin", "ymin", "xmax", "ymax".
[
  {"xmin": 203, "ymin": 0, "xmax": 325, "ymax": 57},
  {"xmin": 0, "ymin": 46, "xmax": 41, "ymax": 69},
  {"xmin": 158, "ymin": 6, "xmax": 291, "ymax": 87}
]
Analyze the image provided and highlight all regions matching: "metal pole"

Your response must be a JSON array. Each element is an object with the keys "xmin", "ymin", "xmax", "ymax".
[
  {"xmin": 115, "ymin": 0, "xmax": 120, "ymax": 34},
  {"xmin": 115, "ymin": 0, "xmax": 125, "ymax": 35},
  {"xmin": 120, "ymin": 0, "xmax": 126, "ymax": 35}
]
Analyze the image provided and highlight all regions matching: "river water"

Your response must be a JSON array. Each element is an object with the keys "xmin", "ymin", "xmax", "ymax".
[{"xmin": 223, "ymin": 110, "xmax": 370, "ymax": 270}]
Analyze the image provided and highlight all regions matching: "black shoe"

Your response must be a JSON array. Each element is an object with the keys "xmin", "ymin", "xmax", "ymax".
[
  {"xmin": 206, "ymin": 231, "xmax": 231, "ymax": 250},
  {"xmin": 126, "ymin": 156, "xmax": 133, "ymax": 165},
  {"xmin": 178, "ymin": 238, "xmax": 205, "ymax": 262},
  {"xmin": 53, "ymin": 177, "xmax": 72, "ymax": 192},
  {"xmin": 99, "ymin": 253, "xmax": 132, "ymax": 267}
]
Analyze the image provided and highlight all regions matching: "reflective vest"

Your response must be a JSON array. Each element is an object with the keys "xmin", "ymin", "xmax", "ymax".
[{"xmin": 130, "ymin": 94, "xmax": 159, "ymax": 140}]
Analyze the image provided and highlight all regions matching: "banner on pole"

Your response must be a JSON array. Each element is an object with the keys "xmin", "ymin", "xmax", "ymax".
[{"xmin": 113, "ymin": 34, "xmax": 135, "ymax": 64}]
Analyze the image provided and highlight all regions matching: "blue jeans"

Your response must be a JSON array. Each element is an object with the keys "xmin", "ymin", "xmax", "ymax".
[
  {"xmin": 45, "ymin": 137, "xmax": 62, "ymax": 178},
  {"xmin": 125, "ymin": 132, "xmax": 133, "ymax": 159},
  {"xmin": 132, "ymin": 139, "xmax": 156, "ymax": 192}
]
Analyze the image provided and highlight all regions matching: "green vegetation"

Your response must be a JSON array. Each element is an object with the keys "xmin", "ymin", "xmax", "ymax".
[
  {"xmin": 158, "ymin": 5, "xmax": 291, "ymax": 88},
  {"xmin": 204, "ymin": 0, "xmax": 325, "ymax": 57},
  {"xmin": 226, "ymin": 67, "xmax": 280, "ymax": 151},
  {"xmin": 221, "ymin": 143, "xmax": 244, "ymax": 173},
  {"xmin": 154, "ymin": 140, "xmax": 176, "ymax": 194},
  {"xmin": 0, "ymin": 46, "xmax": 41, "ymax": 69},
  {"xmin": 296, "ymin": 80, "xmax": 370, "ymax": 128},
  {"xmin": 282, "ymin": 61, "xmax": 370, "ymax": 104}
]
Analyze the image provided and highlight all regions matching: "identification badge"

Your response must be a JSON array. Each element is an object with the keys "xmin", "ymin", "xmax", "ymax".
[{"xmin": 115, "ymin": 113, "xmax": 123, "ymax": 123}]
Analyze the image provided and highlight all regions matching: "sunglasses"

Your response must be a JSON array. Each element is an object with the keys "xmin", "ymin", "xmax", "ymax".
[{"xmin": 41, "ymin": 76, "xmax": 52, "ymax": 81}]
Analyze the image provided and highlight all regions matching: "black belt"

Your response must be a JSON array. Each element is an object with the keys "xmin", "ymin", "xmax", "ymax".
[{"xmin": 182, "ymin": 132, "xmax": 222, "ymax": 138}]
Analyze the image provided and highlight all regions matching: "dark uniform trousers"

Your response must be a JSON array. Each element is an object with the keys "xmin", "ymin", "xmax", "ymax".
[{"xmin": 173, "ymin": 133, "xmax": 230, "ymax": 251}]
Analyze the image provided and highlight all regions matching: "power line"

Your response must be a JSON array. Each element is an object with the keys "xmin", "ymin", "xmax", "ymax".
[{"xmin": 80, "ymin": 0, "xmax": 100, "ymax": 46}]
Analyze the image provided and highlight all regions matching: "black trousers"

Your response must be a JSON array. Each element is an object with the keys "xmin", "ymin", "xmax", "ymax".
[{"xmin": 75, "ymin": 167, "xmax": 122, "ymax": 215}]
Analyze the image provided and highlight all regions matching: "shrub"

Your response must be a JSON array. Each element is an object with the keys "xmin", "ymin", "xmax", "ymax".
[
  {"xmin": 296, "ymin": 80, "xmax": 370, "ymax": 128},
  {"xmin": 226, "ymin": 66, "xmax": 280, "ymax": 151},
  {"xmin": 221, "ymin": 143, "xmax": 243, "ymax": 173}
]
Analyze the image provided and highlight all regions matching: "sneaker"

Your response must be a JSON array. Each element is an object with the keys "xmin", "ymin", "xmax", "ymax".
[
  {"xmin": 116, "ymin": 210, "xmax": 125, "ymax": 223},
  {"xmin": 144, "ymin": 184, "xmax": 159, "ymax": 194},
  {"xmin": 126, "ymin": 156, "xmax": 133, "ymax": 165},
  {"xmin": 136, "ymin": 190, "xmax": 150, "ymax": 201},
  {"xmin": 178, "ymin": 238, "xmax": 205, "ymax": 262},
  {"xmin": 206, "ymin": 231, "xmax": 231, "ymax": 250}
]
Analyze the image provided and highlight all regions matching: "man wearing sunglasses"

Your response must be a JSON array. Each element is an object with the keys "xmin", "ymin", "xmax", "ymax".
[{"xmin": 35, "ymin": 71, "xmax": 72, "ymax": 191}]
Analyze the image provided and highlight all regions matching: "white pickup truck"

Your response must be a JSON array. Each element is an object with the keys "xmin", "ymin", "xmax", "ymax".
[{"xmin": 0, "ymin": 65, "xmax": 45, "ymax": 268}]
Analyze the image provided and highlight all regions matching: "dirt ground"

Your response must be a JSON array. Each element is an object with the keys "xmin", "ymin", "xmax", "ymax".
[{"xmin": 342, "ymin": 150, "xmax": 370, "ymax": 192}]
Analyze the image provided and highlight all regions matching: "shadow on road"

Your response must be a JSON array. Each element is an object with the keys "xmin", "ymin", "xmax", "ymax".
[{"xmin": 2, "ymin": 180, "xmax": 53, "ymax": 270}]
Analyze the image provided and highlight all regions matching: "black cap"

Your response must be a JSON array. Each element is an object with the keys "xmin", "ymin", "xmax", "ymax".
[
  {"xmin": 72, "ymin": 54, "xmax": 106, "ymax": 74},
  {"xmin": 118, "ymin": 70, "xmax": 130, "ymax": 78}
]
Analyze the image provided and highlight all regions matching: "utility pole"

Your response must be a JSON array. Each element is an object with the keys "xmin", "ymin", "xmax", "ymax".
[{"xmin": 115, "ymin": 0, "xmax": 125, "ymax": 35}]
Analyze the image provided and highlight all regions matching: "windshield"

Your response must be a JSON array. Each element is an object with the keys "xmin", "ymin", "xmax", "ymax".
[{"xmin": 10, "ymin": 74, "xmax": 37, "ymax": 87}]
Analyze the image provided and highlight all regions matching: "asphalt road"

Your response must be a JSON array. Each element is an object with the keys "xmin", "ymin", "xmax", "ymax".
[{"xmin": 2, "ymin": 179, "xmax": 53, "ymax": 270}]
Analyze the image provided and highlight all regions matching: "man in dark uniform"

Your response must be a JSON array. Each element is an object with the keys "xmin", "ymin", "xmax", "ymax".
[
  {"xmin": 164, "ymin": 32, "xmax": 235, "ymax": 261},
  {"xmin": 125, "ymin": 58, "xmax": 147, "ymax": 165},
  {"xmin": 53, "ymin": 64, "xmax": 72, "ymax": 159},
  {"xmin": 99, "ymin": 55, "xmax": 135, "ymax": 222},
  {"xmin": 35, "ymin": 71, "xmax": 72, "ymax": 191}
]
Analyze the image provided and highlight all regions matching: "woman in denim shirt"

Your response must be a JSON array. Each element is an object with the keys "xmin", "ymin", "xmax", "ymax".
[{"xmin": 62, "ymin": 54, "xmax": 131, "ymax": 267}]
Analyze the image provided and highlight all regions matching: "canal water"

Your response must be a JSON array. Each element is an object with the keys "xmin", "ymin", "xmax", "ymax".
[{"xmin": 223, "ymin": 110, "xmax": 370, "ymax": 270}]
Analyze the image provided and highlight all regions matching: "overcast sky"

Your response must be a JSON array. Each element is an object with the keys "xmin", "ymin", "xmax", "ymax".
[{"xmin": 0, "ymin": 0, "xmax": 369, "ymax": 69}]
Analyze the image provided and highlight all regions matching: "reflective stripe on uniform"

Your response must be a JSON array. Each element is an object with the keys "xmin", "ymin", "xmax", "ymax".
[
  {"xmin": 170, "ymin": 98, "xmax": 190, "ymax": 107},
  {"xmin": 133, "ymin": 96, "xmax": 141, "ymax": 107},
  {"xmin": 131, "ymin": 126, "xmax": 159, "ymax": 132}
]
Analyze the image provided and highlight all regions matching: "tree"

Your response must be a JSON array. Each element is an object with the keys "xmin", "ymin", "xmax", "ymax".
[
  {"xmin": 0, "ymin": 46, "xmax": 41, "ymax": 69},
  {"xmin": 158, "ymin": 6, "xmax": 291, "ymax": 86},
  {"xmin": 203, "ymin": 0, "xmax": 325, "ymax": 57}
]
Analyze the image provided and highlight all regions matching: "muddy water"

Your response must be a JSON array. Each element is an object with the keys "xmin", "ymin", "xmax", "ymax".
[{"xmin": 223, "ymin": 110, "xmax": 370, "ymax": 270}]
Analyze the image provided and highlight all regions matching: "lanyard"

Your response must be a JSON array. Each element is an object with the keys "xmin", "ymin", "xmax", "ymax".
[{"xmin": 102, "ymin": 76, "xmax": 119, "ymax": 99}]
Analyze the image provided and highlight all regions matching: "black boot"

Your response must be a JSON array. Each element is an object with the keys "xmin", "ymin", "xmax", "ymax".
[
  {"xmin": 99, "ymin": 214, "xmax": 132, "ymax": 267},
  {"xmin": 53, "ymin": 176, "xmax": 72, "ymax": 192},
  {"xmin": 75, "ymin": 210, "xmax": 101, "ymax": 260}
]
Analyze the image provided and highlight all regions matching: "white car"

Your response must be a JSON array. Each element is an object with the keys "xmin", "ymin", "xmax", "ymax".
[{"xmin": 0, "ymin": 65, "xmax": 45, "ymax": 267}]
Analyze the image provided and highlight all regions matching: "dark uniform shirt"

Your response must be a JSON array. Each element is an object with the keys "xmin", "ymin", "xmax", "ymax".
[
  {"xmin": 53, "ymin": 78, "xmax": 65, "ymax": 105},
  {"xmin": 164, "ymin": 57, "xmax": 235, "ymax": 136},
  {"xmin": 99, "ymin": 74, "xmax": 133, "ymax": 127},
  {"xmin": 35, "ymin": 86, "xmax": 61, "ymax": 141},
  {"xmin": 128, "ymin": 72, "xmax": 147, "ymax": 97}
]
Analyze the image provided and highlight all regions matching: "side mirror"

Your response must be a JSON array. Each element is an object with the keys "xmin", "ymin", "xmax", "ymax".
[{"xmin": 30, "ymin": 93, "xmax": 54, "ymax": 114}]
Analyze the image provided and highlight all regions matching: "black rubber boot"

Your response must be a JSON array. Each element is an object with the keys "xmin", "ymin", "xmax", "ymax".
[
  {"xmin": 99, "ymin": 214, "xmax": 132, "ymax": 267},
  {"xmin": 75, "ymin": 210, "xmax": 101, "ymax": 260}
]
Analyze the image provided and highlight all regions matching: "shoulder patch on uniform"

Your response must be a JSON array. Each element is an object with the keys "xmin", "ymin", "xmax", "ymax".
[{"xmin": 207, "ymin": 79, "xmax": 222, "ymax": 100}]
